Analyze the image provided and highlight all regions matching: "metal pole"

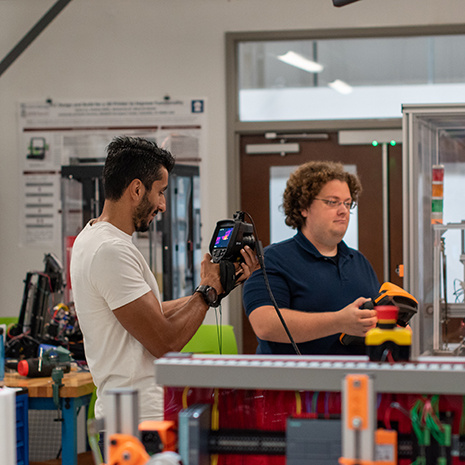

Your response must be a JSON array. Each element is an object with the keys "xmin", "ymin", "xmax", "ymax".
[
  {"xmin": 382, "ymin": 143, "xmax": 390, "ymax": 283},
  {"xmin": 0, "ymin": 0, "xmax": 74, "ymax": 78},
  {"xmin": 433, "ymin": 228, "xmax": 442, "ymax": 352}
]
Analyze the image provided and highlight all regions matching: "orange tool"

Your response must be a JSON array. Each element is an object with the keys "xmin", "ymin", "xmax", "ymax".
[{"xmin": 106, "ymin": 433, "xmax": 150, "ymax": 465}]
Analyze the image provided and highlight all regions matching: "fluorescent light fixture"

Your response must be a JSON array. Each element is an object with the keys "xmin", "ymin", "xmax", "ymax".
[
  {"xmin": 328, "ymin": 79, "xmax": 353, "ymax": 94},
  {"xmin": 277, "ymin": 51, "xmax": 324, "ymax": 73}
]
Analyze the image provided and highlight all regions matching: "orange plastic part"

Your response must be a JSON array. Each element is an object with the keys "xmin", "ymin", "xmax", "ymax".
[
  {"xmin": 375, "ymin": 428, "xmax": 398, "ymax": 465},
  {"xmin": 139, "ymin": 420, "xmax": 177, "ymax": 452},
  {"xmin": 345, "ymin": 374, "xmax": 369, "ymax": 431},
  {"xmin": 106, "ymin": 433, "xmax": 150, "ymax": 465},
  {"xmin": 376, "ymin": 282, "xmax": 418, "ymax": 305},
  {"xmin": 339, "ymin": 458, "xmax": 376, "ymax": 465}
]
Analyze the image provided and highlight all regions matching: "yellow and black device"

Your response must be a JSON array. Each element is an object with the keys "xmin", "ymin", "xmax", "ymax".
[
  {"xmin": 365, "ymin": 305, "xmax": 412, "ymax": 362},
  {"xmin": 340, "ymin": 282, "xmax": 418, "ymax": 347}
]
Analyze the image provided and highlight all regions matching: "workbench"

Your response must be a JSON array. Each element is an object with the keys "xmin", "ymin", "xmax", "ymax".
[{"xmin": 5, "ymin": 370, "xmax": 95, "ymax": 465}]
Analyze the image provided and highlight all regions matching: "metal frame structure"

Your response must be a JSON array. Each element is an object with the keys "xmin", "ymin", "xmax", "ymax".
[
  {"xmin": 155, "ymin": 353, "xmax": 465, "ymax": 395},
  {"xmin": 402, "ymin": 104, "xmax": 465, "ymax": 358}
]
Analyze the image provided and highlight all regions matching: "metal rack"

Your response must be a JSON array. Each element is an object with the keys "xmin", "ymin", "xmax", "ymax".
[{"xmin": 155, "ymin": 353, "xmax": 465, "ymax": 395}]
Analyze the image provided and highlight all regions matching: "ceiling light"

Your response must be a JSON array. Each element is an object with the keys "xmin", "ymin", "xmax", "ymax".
[
  {"xmin": 328, "ymin": 79, "xmax": 353, "ymax": 94},
  {"xmin": 277, "ymin": 51, "xmax": 324, "ymax": 73}
]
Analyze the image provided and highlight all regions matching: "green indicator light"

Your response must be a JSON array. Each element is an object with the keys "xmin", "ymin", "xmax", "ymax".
[
  {"xmin": 372, "ymin": 141, "xmax": 379, "ymax": 147},
  {"xmin": 390, "ymin": 140, "xmax": 396, "ymax": 146},
  {"xmin": 432, "ymin": 198, "xmax": 444, "ymax": 213}
]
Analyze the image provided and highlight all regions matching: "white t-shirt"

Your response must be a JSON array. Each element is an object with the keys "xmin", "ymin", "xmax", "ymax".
[{"xmin": 70, "ymin": 221, "xmax": 163, "ymax": 421}]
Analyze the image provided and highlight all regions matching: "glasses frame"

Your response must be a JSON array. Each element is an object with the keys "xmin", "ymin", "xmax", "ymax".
[{"xmin": 313, "ymin": 198, "xmax": 357, "ymax": 210}]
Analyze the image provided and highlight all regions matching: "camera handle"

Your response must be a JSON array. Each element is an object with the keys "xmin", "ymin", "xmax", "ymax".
[{"xmin": 218, "ymin": 261, "xmax": 237, "ymax": 301}]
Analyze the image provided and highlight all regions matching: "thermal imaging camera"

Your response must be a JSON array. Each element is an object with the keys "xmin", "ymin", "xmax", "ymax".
[{"xmin": 209, "ymin": 211, "xmax": 255, "ymax": 264}]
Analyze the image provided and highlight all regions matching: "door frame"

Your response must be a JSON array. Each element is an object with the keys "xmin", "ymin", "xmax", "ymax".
[{"xmin": 226, "ymin": 125, "xmax": 403, "ymax": 353}]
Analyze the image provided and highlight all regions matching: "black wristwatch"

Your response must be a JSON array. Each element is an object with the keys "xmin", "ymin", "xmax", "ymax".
[{"xmin": 195, "ymin": 285, "xmax": 220, "ymax": 308}]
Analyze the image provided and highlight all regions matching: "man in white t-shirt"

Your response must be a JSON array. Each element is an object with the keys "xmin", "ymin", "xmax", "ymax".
[{"xmin": 70, "ymin": 136, "xmax": 258, "ymax": 426}]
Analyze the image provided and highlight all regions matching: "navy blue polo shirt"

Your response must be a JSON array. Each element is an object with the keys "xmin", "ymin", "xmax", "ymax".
[{"xmin": 243, "ymin": 230, "xmax": 380, "ymax": 355}]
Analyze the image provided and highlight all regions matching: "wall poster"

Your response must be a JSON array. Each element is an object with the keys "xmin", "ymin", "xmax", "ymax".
[{"xmin": 18, "ymin": 98, "xmax": 207, "ymax": 247}]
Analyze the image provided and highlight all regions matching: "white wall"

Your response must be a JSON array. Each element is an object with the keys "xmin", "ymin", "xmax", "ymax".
[{"xmin": 1, "ymin": 0, "xmax": 465, "ymax": 322}]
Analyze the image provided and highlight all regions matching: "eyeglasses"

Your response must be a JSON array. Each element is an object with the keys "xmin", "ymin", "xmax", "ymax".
[{"xmin": 314, "ymin": 198, "xmax": 357, "ymax": 210}]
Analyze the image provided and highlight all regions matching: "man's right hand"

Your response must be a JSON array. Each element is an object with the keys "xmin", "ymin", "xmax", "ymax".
[
  {"xmin": 199, "ymin": 253, "xmax": 224, "ymax": 295},
  {"xmin": 338, "ymin": 297, "xmax": 378, "ymax": 337}
]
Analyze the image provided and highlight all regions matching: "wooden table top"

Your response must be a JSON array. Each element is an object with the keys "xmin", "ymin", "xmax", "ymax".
[{"xmin": 4, "ymin": 370, "xmax": 95, "ymax": 398}]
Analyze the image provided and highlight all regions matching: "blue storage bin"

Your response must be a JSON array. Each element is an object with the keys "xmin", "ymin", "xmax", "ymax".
[{"xmin": 15, "ymin": 388, "xmax": 29, "ymax": 465}]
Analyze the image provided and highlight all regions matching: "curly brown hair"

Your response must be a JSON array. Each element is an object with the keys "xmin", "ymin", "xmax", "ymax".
[{"xmin": 282, "ymin": 161, "xmax": 362, "ymax": 229}]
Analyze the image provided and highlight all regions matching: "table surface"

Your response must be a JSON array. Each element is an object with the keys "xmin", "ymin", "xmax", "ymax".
[{"xmin": 4, "ymin": 370, "xmax": 95, "ymax": 398}]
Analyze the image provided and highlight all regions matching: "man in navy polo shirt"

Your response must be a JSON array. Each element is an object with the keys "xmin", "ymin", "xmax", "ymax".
[{"xmin": 243, "ymin": 161, "xmax": 379, "ymax": 355}]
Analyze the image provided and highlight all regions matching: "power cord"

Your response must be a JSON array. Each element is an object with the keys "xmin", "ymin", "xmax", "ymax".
[
  {"xmin": 243, "ymin": 212, "xmax": 301, "ymax": 356},
  {"xmin": 214, "ymin": 305, "xmax": 223, "ymax": 355}
]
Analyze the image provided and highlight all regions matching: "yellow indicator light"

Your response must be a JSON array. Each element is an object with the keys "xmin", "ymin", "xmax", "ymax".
[{"xmin": 432, "ymin": 183, "xmax": 444, "ymax": 198}]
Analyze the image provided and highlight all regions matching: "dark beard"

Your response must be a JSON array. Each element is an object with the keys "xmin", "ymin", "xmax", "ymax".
[
  {"xmin": 134, "ymin": 219, "xmax": 150, "ymax": 233},
  {"xmin": 133, "ymin": 194, "xmax": 157, "ymax": 233}
]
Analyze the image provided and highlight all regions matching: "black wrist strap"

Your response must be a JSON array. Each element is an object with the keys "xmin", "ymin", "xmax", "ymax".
[
  {"xmin": 220, "ymin": 261, "xmax": 236, "ymax": 294},
  {"xmin": 217, "ymin": 260, "xmax": 237, "ymax": 303}
]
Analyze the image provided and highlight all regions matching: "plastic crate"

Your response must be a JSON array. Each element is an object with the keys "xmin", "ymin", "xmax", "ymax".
[{"xmin": 15, "ymin": 388, "xmax": 29, "ymax": 465}]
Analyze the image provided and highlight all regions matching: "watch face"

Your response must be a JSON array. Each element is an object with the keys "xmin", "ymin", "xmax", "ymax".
[
  {"xmin": 205, "ymin": 286, "xmax": 218, "ymax": 304},
  {"xmin": 196, "ymin": 285, "xmax": 218, "ymax": 306}
]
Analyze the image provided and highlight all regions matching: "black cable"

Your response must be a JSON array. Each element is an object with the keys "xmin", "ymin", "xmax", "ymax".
[
  {"xmin": 214, "ymin": 305, "xmax": 223, "ymax": 355},
  {"xmin": 243, "ymin": 212, "xmax": 301, "ymax": 356},
  {"xmin": 380, "ymin": 348, "xmax": 390, "ymax": 362},
  {"xmin": 441, "ymin": 238, "xmax": 449, "ymax": 343}
]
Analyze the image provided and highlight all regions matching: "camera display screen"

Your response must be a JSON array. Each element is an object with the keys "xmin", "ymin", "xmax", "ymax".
[{"xmin": 214, "ymin": 227, "xmax": 234, "ymax": 248}]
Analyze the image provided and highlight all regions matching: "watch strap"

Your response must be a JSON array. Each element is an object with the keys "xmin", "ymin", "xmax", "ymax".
[{"xmin": 195, "ymin": 285, "xmax": 219, "ymax": 307}]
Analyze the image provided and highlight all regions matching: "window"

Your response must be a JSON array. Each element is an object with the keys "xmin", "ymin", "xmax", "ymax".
[{"xmin": 238, "ymin": 34, "xmax": 465, "ymax": 122}]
